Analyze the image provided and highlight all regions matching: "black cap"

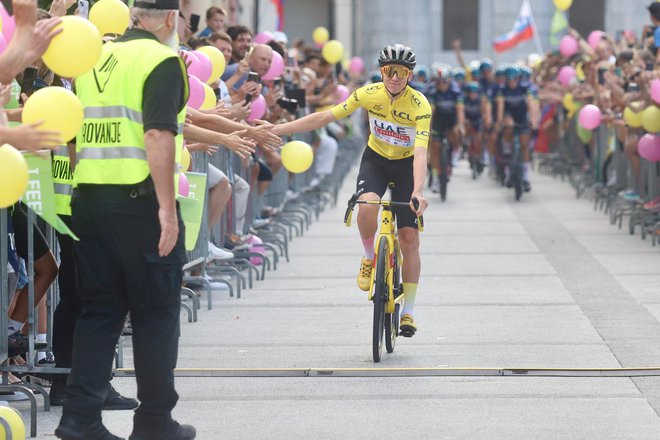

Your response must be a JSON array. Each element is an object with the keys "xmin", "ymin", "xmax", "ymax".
[
  {"xmin": 649, "ymin": 2, "xmax": 660, "ymax": 21},
  {"xmin": 134, "ymin": 0, "xmax": 179, "ymax": 10}
]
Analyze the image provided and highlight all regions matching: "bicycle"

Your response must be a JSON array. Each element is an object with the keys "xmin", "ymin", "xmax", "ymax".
[
  {"xmin": 466, "ymin": 123, "xmax": 484, "ymax": 180},
  {"xmin": 344, "ymin": 187, "xmax": 424, "ymax": 362},
  {"xmin": 436, "ymin": 133, "xmax": 452, "ymax": 202},
  {"xmin": 498, "ymin": 124, "xmax": 525, "ymax": 201}
]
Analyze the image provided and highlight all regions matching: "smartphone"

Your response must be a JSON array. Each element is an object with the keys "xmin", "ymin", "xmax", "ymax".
[
  {"xmin": 598, "ymin": 67, "xmax": 607, "ymax": 85},
  {"xmin": 19, "ymin": 67, "xmax": 37, "ymax": 101},
  {"xmin": 190, "ymin": 14, "xmax": 200, "ymax": 34},
  {"xmin": 628, "ymin": 82, "xmax": 640, "ymax": 93},
  {"xmin": 273, "ymin": 77, "xmax": 283, "ymax": 88},
  {"xmin": 614, "ymin": 67, "xmax": 622, "ymax": 78},
  {"xmin": 646, "ymin": 62, "xmax": 655, "ymax": 71},
  {"xmin": 247, "ymin": 72, "xmax": 260, "ymax": 83},
  {"xmin": 76, "ymin": 0, "xmax": 89, "ymax": 18}
]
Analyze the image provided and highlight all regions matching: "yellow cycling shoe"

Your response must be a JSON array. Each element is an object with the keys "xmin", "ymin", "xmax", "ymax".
[
  {"xmin": 357, "ymin": 257, "xmax": 373, "ymax": 291},
  {"xmin": 399, "ymin": 314, "xmax": 417, "ymax": 337}
]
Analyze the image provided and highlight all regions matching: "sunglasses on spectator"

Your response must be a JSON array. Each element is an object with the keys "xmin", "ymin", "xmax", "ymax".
[{"xmin": 380, "ymin": 65, "xmax": 411, "ymax": 79}]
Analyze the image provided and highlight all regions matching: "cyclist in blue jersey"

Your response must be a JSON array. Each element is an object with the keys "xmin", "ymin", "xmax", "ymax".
[
  {"xmin": 427, "ymin": 66, "xmax": 465, "ymax": 192},
  {"xmin": 463, "ymin": 81, "xmax": 487, "ymax": 175},
  {"xmin": 485, "ymin": 66, "xmax": 505, "ymax": 169},
  {"xmin": 479, "ymin": 58, "xmax": 495, "ymax": 92},
  {"xmin": 496, "ymin": 65, "xmax": 539, "ymax": 192},
  {"xmin": 452, "ymin": 67, "xmax": 466, "ymax": 91}
]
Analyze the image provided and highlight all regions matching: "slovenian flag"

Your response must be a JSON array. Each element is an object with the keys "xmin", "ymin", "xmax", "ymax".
[
  {"xmin": 270, "ymin": 0, "xmax": 285, "ymax": 31},
  {"xmin": 493, "ymin": 0, "xmax": 535, "ymax": 53}
]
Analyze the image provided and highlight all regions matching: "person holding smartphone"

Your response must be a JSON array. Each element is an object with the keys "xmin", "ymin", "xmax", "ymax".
[{"xmin": 196, "ymin": 6, "xmax": 226, "ymax": 38}]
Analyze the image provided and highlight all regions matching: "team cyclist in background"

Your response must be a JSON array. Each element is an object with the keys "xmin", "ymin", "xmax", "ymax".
[
  {"xmin": 462, "ymin": 81, "xmax": 488, "ymax": 176},
  {"xmin": 496, "ymin": 65, "xmax": 540, "ymax": 192},
  {"xmin": 426, "ymin": 66, "xmax": 465, "ymax": 192},
  {"xmin": 272, "ymin": 44, "xmax": 431, "ymax": 337}
]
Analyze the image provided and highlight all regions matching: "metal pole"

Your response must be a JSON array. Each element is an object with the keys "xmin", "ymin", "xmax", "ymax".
[{"xmin": 526, "ymin": 0, "xmax": 544, "ymax": 55}]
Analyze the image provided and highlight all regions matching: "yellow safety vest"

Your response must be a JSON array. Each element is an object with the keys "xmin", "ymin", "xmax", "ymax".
[
  {"xmin": 74, "ymin": 37, "xmax": 188, "ymax": 186},
  {"xmin": 52, "ymin": 145, "xmax": 73, "ymax": 216}
]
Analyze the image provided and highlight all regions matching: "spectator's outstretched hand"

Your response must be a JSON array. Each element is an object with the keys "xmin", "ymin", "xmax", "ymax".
[
  {"xmin": 27, "ymin": 18, "xmax": 62, "ymax": 64},
  {"xmin": 228, "ymin": 101, "xmax": 250, "ymax": 121},
  {"xmin": 13, "ymin": 0, "xmax": 38, "ymax": 28},
  {"xmin": 223, "ymin": 129, "xmax": 256, "ymax": 158},
  {"xmin": 4, "ymin": 120, "xmax": 63, "ymax": 152},
  {"xmin": 0, "ymin": 84, "xmax": 12, "ymax": 108},
  {"xmin": 246, "ymin": 123, "xmax": 283, "ymax": 150}
]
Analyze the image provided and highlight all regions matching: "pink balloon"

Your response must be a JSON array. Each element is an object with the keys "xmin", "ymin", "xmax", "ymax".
[
  {"xmin": 246, "ymin": 235, "xmax": 265, "ymax": 265},
  {"xmin": 557, "ymin": 65, "xmax": 576, "ymax": 86},
  {"xmin": 0, "ymin": 5, "xmax": 15, "ymax": 44},
  {"xmin": 334, "ymin": 85, "xmax": 350, "ymax": 104},
  {"xmin": 187, "ymin": 75, "xmax": 205, "ymax": 109},
  {"xmin": 587, "ymin": 30, "xmax": 603, "ymax": 50},
  {"xmin": 192, "ymin": 50, "xmax": 213, "ymax": 83},
  {"xmin": 178, "ymin": 173, "xmax": 190, "ymax": 197},
  {"xmin": 254, "ymin": 31, "xmax": 273, "ymax": 44},
  {"xmin": 0, "ymin": 34, "xmax": 7, "ymax": 56},
  {"xmin": 247, "ymin": 94, "xmax": 266, "ymax": 122},
  {"xmin": 651, "ymin": 79, "xmax": 660, "ymax": 105},
  {"xmin": 262, "ymin": 51, "xmax": 284, "ymax": 81},
  {"xmin": 559, "ymin": 35, "xmax": 578, "ymax": 58},
  {"xmin": 638, "ymin": 134, "xmax": 660, "ymax": 162},
  {"xmin": 348, "ymin": 57, "xmax": 365, "ymax": 74},
  {"xmin": 578, "ymin": 104, "xmax": 602, "ymax": 130}
]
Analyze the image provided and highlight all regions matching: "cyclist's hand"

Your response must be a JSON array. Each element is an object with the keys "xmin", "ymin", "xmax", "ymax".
[{"xmin": 410, "ymin": 194, "xmax": 427, "ymax": 217}]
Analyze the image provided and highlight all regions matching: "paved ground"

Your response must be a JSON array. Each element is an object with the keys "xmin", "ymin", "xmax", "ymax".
[{"xmin": 14, "ymin": 160, "xmax": 660, "ymax": 439}]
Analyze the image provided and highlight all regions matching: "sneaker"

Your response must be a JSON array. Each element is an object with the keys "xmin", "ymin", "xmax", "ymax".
[
  {"xmin": 252, "ymin": 218, "xmax": 270, "ymax": 229},
  {"xmin": 285, "ymin": 190, "xmax": 299, "ymax": 202},
  {"xmin": 399, "ymin": 314, "xmax": 417, "ymax": 337},
  {"xmin": 104, "ymin": 384, "xmax": 139, "ymax": 411},
  {"xmin": 208, "ymin": 242, "xmax": 234, "ymax": 260},
  {"xmin": 357, "ymin": 258, "xmax": 373, "ymax": 291},
  {"xmin": 55, "ymin": 417, "xmax": 123, "ymax": 440},
  {"xmin": 430, "ymin": 178, "xmax": 440, "ymax": 194},
  {"xmin": 523, "ymin": 180, "xmax": 531, "ymax": 192},
  {"xmin": 620, "ymin": 190, "xmax": 640, "ymax": 201},
  {"xmin": 129, "ymin": 420, "xmax": 196, "ymax": 440},
  {"xmin": 224, "ymin": 233, "xmax": 249, "ymax": 251},
  {"xmin": 643, "ymin": 196, "xmax": 660, "ymax": 210},
  {"xmin": 8, "ymin": 330, "xmax": 47, "ymax": 356}
]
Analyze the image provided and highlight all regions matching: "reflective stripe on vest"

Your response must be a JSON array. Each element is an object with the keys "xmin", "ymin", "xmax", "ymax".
[
  {"xmin": 74, "ymin": 38, "xmax": 189, "ymax": 186},
  {"xmin": 52, "ymin": 145, "xmax": 73, "ymax": 216}
]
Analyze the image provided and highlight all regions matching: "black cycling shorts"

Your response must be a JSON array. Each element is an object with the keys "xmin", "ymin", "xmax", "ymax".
[
  {"xmin": 356, "ymin": 147, "xmax": 417, "ymax": 230},
  {"xmin": 432, "ymin": 113, "xmax": 457, "ymax": 138},
  {"xmin": 11, "ymin": 203, "xmax": 50, "ymax": 261}
]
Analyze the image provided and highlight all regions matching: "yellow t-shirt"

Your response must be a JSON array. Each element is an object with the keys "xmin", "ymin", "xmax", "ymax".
[{"xmin": 331, "ymin": 83, "xmax": 432, "ymax": 160}]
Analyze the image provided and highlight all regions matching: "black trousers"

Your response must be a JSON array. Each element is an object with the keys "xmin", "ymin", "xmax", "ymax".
[
  {"xmin": 62, "ymin": 181, "xmax": 185, "ymax": 425},
  {"xmin": 53, "ymin": 216, "xmax": 79, "ymax": 376}
]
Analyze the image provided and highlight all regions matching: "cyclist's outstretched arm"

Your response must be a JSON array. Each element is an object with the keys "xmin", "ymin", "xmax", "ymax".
[{"xmin": 271, "ymin": 109, "xmax": 338, "ymax": 136}]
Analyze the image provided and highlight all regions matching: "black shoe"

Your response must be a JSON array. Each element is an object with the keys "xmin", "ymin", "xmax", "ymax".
[
  {"xmin": 55, "ymin": 417, "xmax": 124, "ymax": 440},
  {"xmin": 523, "ymin": 180, "xmax": 531, "ymax": 192},
  {"xmin": 49, "ymin": 379, "xmax": 67, "ymax": 406},
  {"xmin": 103, "ymin": 384, "xmax": 139, "ymax": 411},
  {"xmin": 129, "ymin": 421, "xmax": 196, "ymax": 440},
  {"xmin": 8, "ymin": 331, "xmax": 47, "ymax": 357}
]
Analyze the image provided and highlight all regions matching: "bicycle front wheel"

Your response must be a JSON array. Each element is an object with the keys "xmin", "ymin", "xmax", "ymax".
[{"xmin": 372, "ymin": 236, "xmax": 389, "ymax": 363}]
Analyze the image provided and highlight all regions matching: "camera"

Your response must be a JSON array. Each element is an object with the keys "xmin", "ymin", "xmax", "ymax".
[{"xmin": 277, "ymin": 97, "xmax": 299, "ymax": 114}]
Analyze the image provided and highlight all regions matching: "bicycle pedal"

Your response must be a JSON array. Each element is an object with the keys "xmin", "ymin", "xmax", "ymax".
[{"xmin": 399, "ymin": 330, "xmax": 415, "ymax": 338}]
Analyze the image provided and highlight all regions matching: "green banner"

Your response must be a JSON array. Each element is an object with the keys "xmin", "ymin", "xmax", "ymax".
[
  {"xmin": 550, "ymin": 10, "xmax": 568, "ymax": 46},
  {"xmin": 22, "ymin": 153, "xmax": 79, "ymax": 240},
  {"xmin": 177, "ymin": 172, "xmax": 207, "ymax": 251}
]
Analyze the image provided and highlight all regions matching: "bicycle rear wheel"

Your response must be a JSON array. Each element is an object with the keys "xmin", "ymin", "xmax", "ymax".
[{"xmin": 372, "ymin": 236, "xmax": 389, "ymax": 362}]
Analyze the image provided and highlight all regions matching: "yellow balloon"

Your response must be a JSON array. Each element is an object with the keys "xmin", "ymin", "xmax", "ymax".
[
  {"xmin": 0, "ymin": 144, "xmax": 28, "ymax": 208},
  {"xmin": 200, "ymin": 83, "xmax": 217, "ymax": 110},
  {"xmin": 624, "ymin": 105, "xmax": 643, "ymax": 128},
  {"xmin": 562, "ymin": 93, "xmax": 577, "ymax": 112},
  {"xmin": 281, "ymin": 140, "xmax": 314, "ymax": 174},
  {"xmin": 553, "ymin": 0, "xmax": 572, "ymax": 11},
  {"xmin": 196, "ymin": 45, "xmax": 226, "ymax": 84},
  {"xmin": 0, "ymin": 406, "xmax": 26, "ymax": 440},
  {"xmin": 181, "ymin": 146, "xmax": 191, "ymax": 171},
  {"xmin": 22, "ymin": 87, "xmax": 83, "ymax": 145},
  {"xmin": 43, "ymin": 16, "xmax": 102, "ymax": 78},
  {"xmin": 322, "ymin": 40, "xmax": 344, "ymax": 65},
  {"xmin": 312, "ymin": 26, "xmax": 329, "ymax": 45},
  {"xmin": 89, "ymin": 0, "xmax": 130, "ymax": 37},
  {"xmin": 642, "ymin": 105, "xmax": 660, "ymax": 133}
]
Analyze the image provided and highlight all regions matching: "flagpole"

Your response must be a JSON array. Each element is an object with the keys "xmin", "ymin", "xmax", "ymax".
[{"xmin": 526, "ymin": 0, "xmax": 545, "ymax": 55}]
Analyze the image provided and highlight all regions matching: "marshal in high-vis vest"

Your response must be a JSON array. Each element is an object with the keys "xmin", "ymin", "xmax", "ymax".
[{"xmin": 55, "ymin": 3, "xmax": 197, "ymax": 439}]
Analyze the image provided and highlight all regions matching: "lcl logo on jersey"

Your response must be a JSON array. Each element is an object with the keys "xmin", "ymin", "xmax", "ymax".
[
  {"xmin": 372, "ymin": 104, "xmax": 383, "ymax": 111},
  {"xmin": 411, "ymin": 94, "xmax": 422, "ymax": 108},
  {"xmin": 392, "ymin": 109, "xmax": 412, "ymax": 124}
]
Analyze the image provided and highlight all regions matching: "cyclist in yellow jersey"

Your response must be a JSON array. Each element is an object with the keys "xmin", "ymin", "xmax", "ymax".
[{"xmin": 273, "ymin": 44, "xmax": 430, "ymax": 336}]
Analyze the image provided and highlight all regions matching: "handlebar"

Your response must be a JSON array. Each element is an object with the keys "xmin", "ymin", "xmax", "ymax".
[{"xmin": 344, "ymin": 194, "xmax": 424, "ymax": 232}]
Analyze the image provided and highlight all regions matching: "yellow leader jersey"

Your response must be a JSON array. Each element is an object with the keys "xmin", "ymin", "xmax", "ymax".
[{"xmin": 331, "ymin": 83, "xmax": 432, "ymax": 160}]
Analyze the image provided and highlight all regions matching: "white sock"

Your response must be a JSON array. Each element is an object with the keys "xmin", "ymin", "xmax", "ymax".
[
  {"xmin": 402, "ymin": 283, "xmax": 418, "ymax": 317},
  {"xmin": 8, "ymin": 319, "xmax": 23, "ymax": 333},
  {"xmin": 37, "ymin": 334, "xmax": 47, "ymax": 361}
]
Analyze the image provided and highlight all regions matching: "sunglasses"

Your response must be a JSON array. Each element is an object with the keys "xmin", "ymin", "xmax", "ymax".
[{"xmin": 380, "ymin": 65, "xmax": 411, "ymax": 79}]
